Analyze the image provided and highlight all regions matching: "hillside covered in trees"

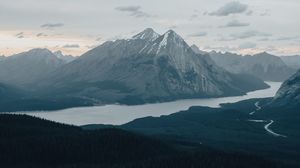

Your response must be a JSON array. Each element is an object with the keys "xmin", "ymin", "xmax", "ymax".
[{"xmin": 0, "ymin": 114, "xmax": 284, "ymax": 168}]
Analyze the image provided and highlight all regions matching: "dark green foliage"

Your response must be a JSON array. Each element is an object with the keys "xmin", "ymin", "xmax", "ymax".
[
  {"xmin": 0, "ymin": 114, "xmax": 282, "ymax": 168},
  {"xmin": 221, "ymin": 98, "xmax": 272, "ymax": 113},
  {"xmin": 122, "ymin": 102, "xmax": 300, "ymax": 167}
]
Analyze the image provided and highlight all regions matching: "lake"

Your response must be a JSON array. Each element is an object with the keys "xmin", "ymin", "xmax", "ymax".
[{"xmin": 16, "ymin": 82, "xmax": 281, "ymax": 126}]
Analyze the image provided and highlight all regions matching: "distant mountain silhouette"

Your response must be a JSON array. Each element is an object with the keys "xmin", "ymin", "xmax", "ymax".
[{"xmin": 203, "ymin": 50, "xmax": 296, "ymax": 82}]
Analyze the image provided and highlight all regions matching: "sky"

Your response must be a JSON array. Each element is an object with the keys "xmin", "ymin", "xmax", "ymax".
[{"xmin": 0, "ymin": 0, "xmax": 299, "ymax": 56}]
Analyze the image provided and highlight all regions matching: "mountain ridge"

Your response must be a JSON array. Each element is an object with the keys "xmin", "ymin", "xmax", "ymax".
[
  {"xmin": 36, "ymin": 28, "xmax": 268, "ymax": 105},
  {"xmin": 206, "ymin": 50, "xmax": 296, "ymax": 81}
]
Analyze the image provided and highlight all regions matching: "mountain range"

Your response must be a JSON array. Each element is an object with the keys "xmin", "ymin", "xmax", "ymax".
[
  {"xmin": 0, "ymin": 49, "xmax": 75, "ymax": 87},
  {"xmin": 1, "ymin": 28, "xmax": 300, "ymax": 167},
  {"xmin": 192, "ymin": 48, "xmax": 297, "ymax": 82},
  {"xmin": 280, "ymin": 55, "xmax": 300, "ymax": 70},
  {"xmin": 2, "ymin": 28, "xmax": 299, "ymax": 110},
  {"xmin": 35, "ymin": 28, "xmax": 268, "ymax": 105}
]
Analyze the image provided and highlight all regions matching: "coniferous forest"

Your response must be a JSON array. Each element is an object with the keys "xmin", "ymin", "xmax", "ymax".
[{"xmin": 0, "ymin": 114, "xmax": 284, "ymax": 168}]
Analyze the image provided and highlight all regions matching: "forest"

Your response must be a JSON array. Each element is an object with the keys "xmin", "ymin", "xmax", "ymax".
[{"xmin": 0, "ymin": 114, "xmax": 284, "ymax": 168}]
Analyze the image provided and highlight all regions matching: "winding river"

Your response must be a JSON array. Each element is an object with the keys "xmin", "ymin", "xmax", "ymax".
[{"xmin": 16, "ymin": 82, "xmax": 281, "ymax": 126}]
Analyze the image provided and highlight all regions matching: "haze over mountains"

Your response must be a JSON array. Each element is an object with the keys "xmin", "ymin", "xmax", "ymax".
[
  {"xmin": 280, "ymin": 55, "xmax": 300, "ymax": 70},
  {"xmin": 192, "ymin": 46, "xmax": 297, "ymax": 82},
  {"xmin": 0, "ymin": 49, "xmax": 75, "ymax": 87}
]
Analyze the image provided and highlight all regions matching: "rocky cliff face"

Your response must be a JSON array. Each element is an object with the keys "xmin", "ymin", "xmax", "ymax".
[
  {"xmin": 39, "ymin": 29, "xmax": 268, "ymax": 104},
  {"xmin": 272, "ymin": 70, "xmax": 300, "ymax": 107}
]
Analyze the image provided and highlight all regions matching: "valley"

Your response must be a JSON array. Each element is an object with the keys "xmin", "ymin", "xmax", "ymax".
[{"xmin": 13, "ymin": 82, "xmax": 280, "ymax": 125}]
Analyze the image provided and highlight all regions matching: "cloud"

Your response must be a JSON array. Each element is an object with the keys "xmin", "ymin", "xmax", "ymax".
[
  {"xmin": 169, "ymin": 25, "xmax": 178, "ymax": 29},
  {"xmin": 95, "ymin": 37, "xmax": 102, "ymax": 41},
  {"xmin": 277, "ymin": 36, "xmax": 299, "ymax": 41},
  {"xmin": 15, "ymin": 32, "xmax": 24, "ymax": 38},
  {"xmin": 203, "ymin": 45, "xmax": 236, "ymax": 52},
  {"xmin": 246, "ymin": 10, "xmax": 253, "ymax": 16},
  {"xmin": 63, "ymin": 44, "xmax": 80, "ymax": 48},
  {"xmin": 189, "ymin": 14, "xmax": 199, "ymax": 20},
  {"xmin": 41, "ymin": 23, "xmax": 64, "ymax": 29},
  {"xmin": 115, "ymin": 6, "xmax": 150, "ymax": 18},
  {"xmin": 258, "ymin": 38, "xmax": 270, "ymax": 41},
  {"xmin": 188, "ymin": 32, "xmax": 207, "ymax": 37},
  {"xmin": 208, "ymin": 1, "xmax": 248, "ymax": 16},
  {"xmin": 260, "ymin": 10, "xmax": 270, "ymax": 16},
  {"xmin": 36, "ymin": 33, "xmax": 48, "ymax": 37},
  {"xmin": 217, "ymin": 36, "xmax": 234, "ymax": 41},
  {"xmin": 238, "ymin": 42, "xmax": 256, "ymax": 49},
  {"xmin": 86, "ymin": 45, "xmax": 98, "ymax": 49},
  {"xmin": 231, "ymin": 30, "xmax": 272, "ymax": 39},
  {"xmin": 220, "ymin": 20, "xmax": 250, "ymax": 28}
]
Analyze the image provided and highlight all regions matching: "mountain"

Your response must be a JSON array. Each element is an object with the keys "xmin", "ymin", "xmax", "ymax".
[
  {"xmin": 53, "ymin": 50, "xmax": 76, "ymax": 63},
  {"xmin": 0, "ymin": 55, "xmax": 5, "ymax": 61},
  {"xmin": 209, "ymin": 51, "xmax": 296, "ymax": 81},
  {"xmin": 280, "ymin": 55, "xmax": 300, "ymax": 69},
  {"xmin": 39, "ymin": 28, "xmax": 268, "ymax": 105},
  {"xmin": 0, "ymin": 48, "xmax": 65, "ymax": 87},
  {"xmin": 190, "ymin": 44, "xmax": 208, "ymax": 55},
  {"xmin": 0, "ymin": 82, "xmax": 23, "ymax": 100},
  {"xmin": 132, "ymin": 27, "xmax": 160, "ymax": 41},
  {"xmin": 271, "ymin": 70, "xmax": 300, "ymax": 107}
]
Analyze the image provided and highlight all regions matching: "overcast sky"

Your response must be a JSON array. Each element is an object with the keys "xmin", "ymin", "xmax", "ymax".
[{"xmin": 0, "ymin": 0, "xmax": 299, "ymax": 56}]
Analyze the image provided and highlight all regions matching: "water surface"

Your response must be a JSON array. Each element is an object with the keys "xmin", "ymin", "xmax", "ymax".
[{"xmin": 17, "ymin": 82, "xmax": 281, "ymax": 126}]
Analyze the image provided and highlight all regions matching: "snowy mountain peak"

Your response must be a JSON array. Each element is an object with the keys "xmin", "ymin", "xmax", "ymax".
[
  {"xmin": 132, "ymin": 28, "xmax": 160, "ymax": 41},
  {"xmin": 164, "ymin": 30, "xmax": 185, "ymax": 43},
  {"xmin": 155, "ymin": 30, "xmax": 187, "ymax": 50}
]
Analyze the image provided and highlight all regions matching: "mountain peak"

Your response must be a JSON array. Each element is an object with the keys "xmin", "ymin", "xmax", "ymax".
[
  {"xmin": 28, "ymin": 48, "xmax": 52, "ymax": 54},
  {"xmin": 53, "ymin": 50, "xmax": 66, "ymax": 58},
  {"xmin": 155, "ymin": 30, "xmax": 186, "ymax": 49},
  {"xmin": 53, "ymin": 50, "xmax": 76, "ymax": 63},
  {"xmin": 164, "ymin": 29, "xmax": 182, "ymax": 39},
  {"xmin": 54, "ymin": 50, "xmax": 63, "ymax": 55},
  {"xmin": 132, "ymin": 28, "xmax": 160, "ymax": 41},
  {"xmin": 254, "ymin": 52, "xmax": 272, "ymax": 57}
]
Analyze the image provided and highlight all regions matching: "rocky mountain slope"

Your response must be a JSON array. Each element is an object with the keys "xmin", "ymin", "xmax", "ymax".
[
  {"xmin": 272, "ymin": 70, "xmax": 300, "ymax": 107},
  {"xmin": 0, "ymin": 55, "xmax": 5, "ymax": 61},
  {"xmin": 0, "ymin": 48, "xmax": 66, "ymax": 87},
  {"xmin": 39, "ymin": 28, "xmax": 268, "ymax": 105},
  {"xmin": 206, "ymin": 50, "xmax": 296, "ymax": 81},
  {"xmin": 280, "ymin": 55, "xmax": 300, "ymax": 69}
]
